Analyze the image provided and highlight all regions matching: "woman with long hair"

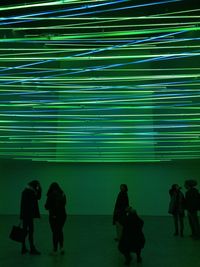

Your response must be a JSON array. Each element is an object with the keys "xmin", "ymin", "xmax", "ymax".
[{"xmin": 45, "ymin": 182, "xmax": 67, "ymax": 255}]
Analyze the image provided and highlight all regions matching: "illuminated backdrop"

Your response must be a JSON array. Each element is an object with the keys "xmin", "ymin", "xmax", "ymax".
[{"xmin": 0, "ymin": 0, "xmax": 200, "ymax": 162}]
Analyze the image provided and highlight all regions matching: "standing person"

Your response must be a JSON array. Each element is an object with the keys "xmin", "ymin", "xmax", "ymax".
[
  {"xmin": 45, "ymin": 182, "xmax": 67, "ymax": 255},
  {"xmin": 20, "ymin": 180, "xmax": 42, "ymax": 255},
  {"xmin": 184, "ymin": 179, "xmax": 200, "ymax": 239},
  {"xmin": 113, "ymin": 184, "xmax": 129, "ymax": 241},
  {"xmin": 168, "ymin": 184, "xmax": 185, "ymax": 237},
  {"xmin": 118, "ymin": 207, "xmax": 145, "ymax": 265}
]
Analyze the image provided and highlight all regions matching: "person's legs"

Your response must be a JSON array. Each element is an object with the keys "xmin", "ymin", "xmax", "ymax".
[
  {"xmin": 28, "ymin": 219, "xmax": 34, "ymax": 250},
  {"xmin": 190, "ymin": 211, "xmax": 200, "ymax": 239},
  {"xmin": 179, "ymin": 215, "xmax": 184, "ymax": 237},
  {"xmin": 188, "ymin": 211, "xmax": 195, "ymax": 236},
  {"xmin": 124, "ymin": 252, "xmax": 132, "ymax": 265},
  {"xmin": 173, "ymin": 214, "xmax": 179, "ymax": 235},
  {"xmin": 21, "ymin": 219, "xmax": 28, "ymax": 254},
  {"xmin": 58, "ymin": 215, "xmax": 66, "ymax": 254},
  {"xmin": 116, "ymin": 221, "xmax": 123, "ymax": 240},
  {"xmin": 118, "ymin": 240, "xmax": 132, "ymax": 265},
  {"xmin": 136, "ymin": 249, "xmax": 142, "ymax": 263},
  {"xmin": 49, "ymin": 218, "xmax": 59, "ymax": 252},
  {"xmin": 28, "ymin": 219, "xmax": 40, "ymax": 254}
]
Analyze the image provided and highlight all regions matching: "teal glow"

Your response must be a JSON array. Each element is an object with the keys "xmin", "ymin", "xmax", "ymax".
[{"xmin": 0, "ymin": 1, "xmax": 199, "ymax": 162}]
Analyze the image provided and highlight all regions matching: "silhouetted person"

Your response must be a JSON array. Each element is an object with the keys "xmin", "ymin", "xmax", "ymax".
[
  {"xmin": 168, "ymin": 184, "xmax": 185, "ymax": 236},
  {"xmin": 20, "ymin": 180, "xmax": 41, "ymax": 255},
  {"xmin": 45, "ymin": 182, "xmax": 67, "ymax": 255},
  {"xmin": 113, "ymin": 184, "xmax": 129, "ymax": 241},
  {"xmin": 184, "ymin": 179, "xmax": 200, "ymax": 239},
  {"xmin": 118, "ymin": 207, "xmax": 145, "ymax": 265}
]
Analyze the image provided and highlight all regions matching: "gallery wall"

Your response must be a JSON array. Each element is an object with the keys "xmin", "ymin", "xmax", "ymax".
[{"xmin": 0, "ymin": 159, "xmax": 200, "ymax": 216}]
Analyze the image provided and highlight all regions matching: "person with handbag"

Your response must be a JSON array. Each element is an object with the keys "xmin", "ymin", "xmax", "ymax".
[{"xmin": 20, "ymin": 180, "xmax": 42, "ymax": 255}]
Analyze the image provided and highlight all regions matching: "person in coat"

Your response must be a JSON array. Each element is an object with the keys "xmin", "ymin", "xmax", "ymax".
[
  {"xmin": 113, "ymin": 184, "xmax": 129, "ymax": 241},
  {"xmin": 168, "ymin": 184, "xmax": 185, "ymax": 236},
  {"xmin": 184, "ymin": 179, "xmax": 200, "ymax": 239},
  {"xmin": 45, "ymin": 182, "xmax": 67, "ymax": 255},
  {"xmin": 118, "ymin": 207, "xmax": 145, "ymax": 265},
  {"xmin": 20, "ymin": 180, "xmax": 42, "ymax": 255}
]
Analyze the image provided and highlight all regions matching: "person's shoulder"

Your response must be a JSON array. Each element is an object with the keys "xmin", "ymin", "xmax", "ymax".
[
  {"xmin": 22, "ymin": 187, "xmax": 30, "ymax": 194},
  {"xmin": 62, "ymin": 192, "xmax": 66, "ymax": 198}
]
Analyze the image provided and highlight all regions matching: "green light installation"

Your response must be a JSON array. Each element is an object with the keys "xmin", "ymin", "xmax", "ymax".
[{"xmin": 0, "ymin": 0, "xmax": 200, "ymax": 162}]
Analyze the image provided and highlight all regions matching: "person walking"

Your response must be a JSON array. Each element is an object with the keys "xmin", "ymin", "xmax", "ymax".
[
  {"xmin": 20, "ymin": 180, "xmax": 42, "ymax": 255},
  {"xmin": 45, "ymin": 182, "xmax": 67, "ymax": 255},
  {"xmin": 168, "ymin": 184, "xmax": 185, "ymax": 237},
  {"xmin": 113, "ymin": 184, "xmax": 129, "ymax": 241}
]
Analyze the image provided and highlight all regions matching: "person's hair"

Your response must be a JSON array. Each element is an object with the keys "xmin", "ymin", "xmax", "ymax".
[
  {"xmin": 47, "ymin": 182, "xmax": 62, "ymax": 196},
  {"xmin": 121, "ymin": 184, "xmax": 128, "ymax": 192},
  {"xmin": 29, "ymin": 180, "xmax": 40, "ymax": 189},
  {"xmin": 171, "ymin": 184, "xmax": 178, "ymax": 190},
  {"xmin": 184, "ymin": 179, "xmax": 197, "ymax": 188}
]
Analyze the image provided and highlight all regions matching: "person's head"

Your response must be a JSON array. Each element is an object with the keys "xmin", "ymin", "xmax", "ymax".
[
  {"xmin": 29, "ymin": 180, "xmax": 40, "ymax": 190},
  {"xmin": 126, "ymin": 206, "xmax": 135, "ymax": 213},
  {"xmin": 171, "ymin": 184, "xmax": 180, "ymax": 191},
  {"xmin": 184, "ymin": 179, "xmax": 197, "ymax": 189},
  {"xmin": 126, "ymin": 206, "xmax": 138, "ymax": 218},
  {"xmin": 120, "ymin": 184, "xmax": 128, "ymax": 192},
  {"xmin": 47, "ymin": 182, "xmax": 62, "ymax": 196}
]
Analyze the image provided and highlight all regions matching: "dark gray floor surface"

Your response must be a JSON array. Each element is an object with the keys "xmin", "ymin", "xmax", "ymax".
[{"xmin": 1, "ymin": 215, "xmax": 200, "ymax": 267}]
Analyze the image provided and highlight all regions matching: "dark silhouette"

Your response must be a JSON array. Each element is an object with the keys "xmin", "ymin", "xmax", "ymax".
[
  {"xmin": 45, "ymin": 182, "xmax": 67, "ymax": 255},
  {"xmin": 184, "ymin": 179, "xmax": 200, "ymax": 239},
  {"xmin": 168, "ymin": 184, "xmax": 185, "ymax": 236},
  {"xmin": 113, "ymin": 184, "xmax": 129, "ymax": 241},
  {"xmin": 20, "ymin": 180, "xmax": 41, "ymax": 255},
  {"xmin": 118, "ymin": 207, "xmax": 145, "ymax": 265}
]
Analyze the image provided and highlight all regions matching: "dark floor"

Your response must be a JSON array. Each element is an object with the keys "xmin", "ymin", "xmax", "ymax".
[{"xmin": 1, "ymin": 215, "xmax": 200, "ymax": 267}]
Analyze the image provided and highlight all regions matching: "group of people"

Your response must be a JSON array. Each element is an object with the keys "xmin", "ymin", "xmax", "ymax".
[
  {"xmin": 169, "ymin": 179, "xmax": 200, "ymax": 239},
  {"xmin": 19, "ymin": 180, "xmax": 145, "ymax": 265},
  {"xmin": 20, "ymin": 180, "xmax": 67, "ymax": 255},
  {"xmin": 113, "ymin": 184, "xmax": 145, "ymax": 265},
  {"xmin": 19, "ymin": 179, "xmax": 200, "ymax": 264}
]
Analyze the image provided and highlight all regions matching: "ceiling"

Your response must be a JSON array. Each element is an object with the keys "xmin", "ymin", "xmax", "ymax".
[{"xmin": 0, "ymin": 0, "xmax": 200, "ymax": 162}]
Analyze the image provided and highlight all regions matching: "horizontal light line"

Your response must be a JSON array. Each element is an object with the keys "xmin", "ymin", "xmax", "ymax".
[
  {"xmin": 1, "ymin": 53, "xmax": 200, "ymax": 61},
  {"xmin": 0, "ymin": 0, "xmax": 91, "ymax": 12},
  {"xmin": 2, "ymin": 16, "xmax": 200, "ymax": 20},
  {"xmin": 1, "ymin": 22, "xmax": 198, "ymax": 31}
]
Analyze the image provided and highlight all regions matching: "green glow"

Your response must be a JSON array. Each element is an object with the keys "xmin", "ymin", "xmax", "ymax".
[
  {"xmin": 1, "ymin": 26, "xmax": 200, "ymax": 42},
  {"xmin": 0, "ymin": 0, "xmax": 93, "ymax": 11},
  {"xmin": 0, "ymin": 1, "xmax": 199, "ymax": 162},
  {"xmin": 1, "ymin": 54, "xmax": 200, "ymax": 61},
  {"xmin": 1, "ymin": 21, "xmax": 199, "ymax": 31}
]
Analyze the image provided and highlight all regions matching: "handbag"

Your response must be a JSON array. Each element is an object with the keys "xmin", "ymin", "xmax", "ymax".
[{"xmin": 9, "ymin": 224, "xmax": 26, "ymax": 243}]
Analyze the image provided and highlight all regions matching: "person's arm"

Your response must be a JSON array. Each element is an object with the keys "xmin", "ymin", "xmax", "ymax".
[
  {"xmin": 20, "ymin": 191, "xmax": 24, "ymax": 219},
  {"xmin": 126, "ymin": 194, "xmax": 129, "ymax": 207}
]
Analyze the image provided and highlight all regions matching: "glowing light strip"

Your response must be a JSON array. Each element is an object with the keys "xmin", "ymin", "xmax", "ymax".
[
  {"xmin": 1, "ymin": 30, "xmax": 190, "ymax": 85},
  {"xmin": 0, "ymin": 0, "xmax": 94, "ymax": 12},
  {"xmin": 0, "ymin": 0, "xmax": 129, "ymax": 26},
  {"xmin": 1, "ymin": 21, "xmax": 198, "ymax": 31},
  {"xmin": 0, "ymin": 0, "xmax": 199, "ymax": 162}
]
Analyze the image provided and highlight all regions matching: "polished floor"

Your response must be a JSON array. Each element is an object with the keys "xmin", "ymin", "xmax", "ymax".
[{"xmin": 1, "ymin": 215, "xmax": 200, "ymax": 267}]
